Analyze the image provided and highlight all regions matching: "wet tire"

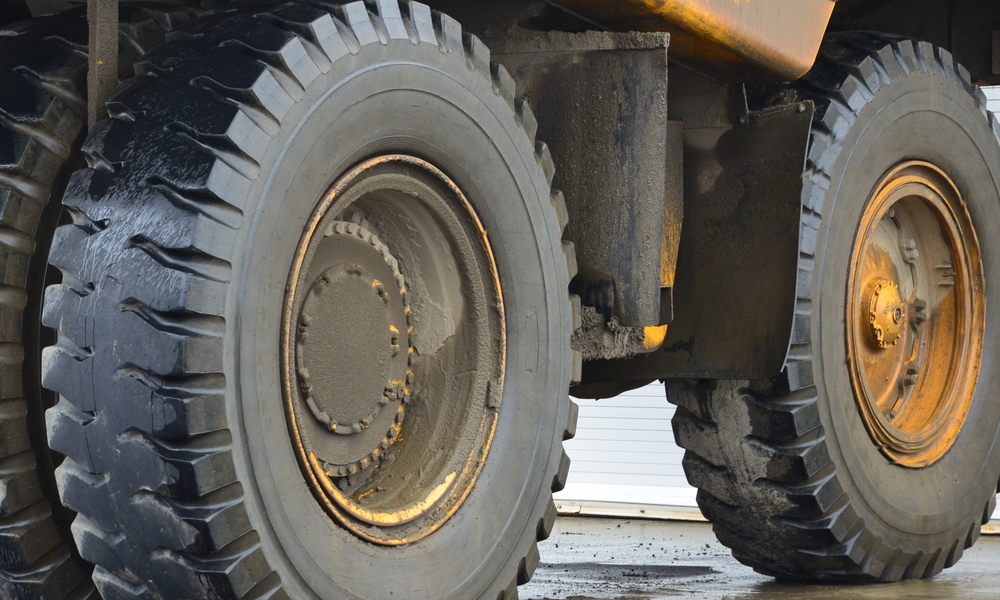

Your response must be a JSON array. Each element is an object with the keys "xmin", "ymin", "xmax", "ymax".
[
  {"xmin": 667, "ymin": 34, "xmax": 1000, "ymax": 581},
  {"xmin": 41, "ymin": 1, "xmax": 578, "ymax": 598},
  {"xmin": 0, "ymin": 6, "xmax": 192, "ymax": 598}
]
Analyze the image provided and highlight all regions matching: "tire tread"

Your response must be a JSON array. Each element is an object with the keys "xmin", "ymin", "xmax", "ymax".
[
  {"xmin": 43, "ymin": 2, "xmax": 576, "ymax": 597},
  {"xmin": 0, "ymin": 6, "xmax": 194, "ymax": 598}
]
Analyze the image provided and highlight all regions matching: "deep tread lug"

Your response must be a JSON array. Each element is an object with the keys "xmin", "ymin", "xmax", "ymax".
[{"xmin": 39, "ymin": 3, "xmax": 570, "ymax": 597}]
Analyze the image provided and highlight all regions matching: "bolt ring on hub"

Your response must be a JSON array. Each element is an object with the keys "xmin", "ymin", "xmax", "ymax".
[
  {"xmin": 281, "ymin": 155, "xmax": 505, "ymax": 544},
  {"xmin": 847, "ymin": 161, "xmax": 985, "ymax": 467}
]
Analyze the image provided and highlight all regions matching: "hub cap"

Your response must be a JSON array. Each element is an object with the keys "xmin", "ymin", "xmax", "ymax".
[
  {"xmin": 846, "ymin": 161, "xmax": 985, "ymax": 467},
  {"xmin": 282, "ymin": 155, "xmax": 505, "ymax": 544}
]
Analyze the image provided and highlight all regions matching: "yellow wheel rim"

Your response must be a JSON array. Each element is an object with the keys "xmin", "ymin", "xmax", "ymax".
[{"xmin": 846, "ymin": 161, "xmax": 985, "ymax": 468}]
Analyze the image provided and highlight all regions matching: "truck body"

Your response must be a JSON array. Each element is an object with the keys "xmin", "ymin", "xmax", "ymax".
[{"xmin": 2, "ymin": 0, "xmax": 1000, "ymax": 598}]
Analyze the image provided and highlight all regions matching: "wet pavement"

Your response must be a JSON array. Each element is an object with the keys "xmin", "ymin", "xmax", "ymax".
[{"xmin": 522, "ymin": 517, "xmax": 1000, "ymax": 599}]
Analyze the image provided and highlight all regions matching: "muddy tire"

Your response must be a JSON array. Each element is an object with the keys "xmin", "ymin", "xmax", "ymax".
[
  {"xmin": 0, "ymin": 6, "xmax": 192, "ymax": 598},
  {"xmin": 42, "ymin": 1, "xmax": 578, "ymax": 598},
  {"xmin": 667, "ymin": 34, "xmax": 1000, "ymax": 581}
]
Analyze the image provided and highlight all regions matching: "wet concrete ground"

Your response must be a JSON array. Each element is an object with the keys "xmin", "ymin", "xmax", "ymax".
[{"xmin": 522, "ymin": 517, "xmax": 1000, "ymax": 599}]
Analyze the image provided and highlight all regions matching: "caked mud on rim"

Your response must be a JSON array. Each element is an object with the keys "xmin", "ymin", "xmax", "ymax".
[
  {"xmin": 280, "ymin": 155, "xmax": 506, "ymax": 545},
  {"xmin": 846, "ymin": 161, "xmax": 985, "ymax": 468}
]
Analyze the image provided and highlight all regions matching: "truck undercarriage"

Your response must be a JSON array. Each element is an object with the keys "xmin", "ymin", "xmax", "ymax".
[{"xmin": 1, "ymin": 0, "xmax": 999, "ymax": 597}]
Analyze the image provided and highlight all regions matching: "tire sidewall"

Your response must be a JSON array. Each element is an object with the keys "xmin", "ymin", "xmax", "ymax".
[
  {"xmin": 814, "ymin": 67, "xmax": 1000, "ymax": 543},
  {"xmin": 228, "ymin": 40, "xmax": 570, "ymax": 598}
]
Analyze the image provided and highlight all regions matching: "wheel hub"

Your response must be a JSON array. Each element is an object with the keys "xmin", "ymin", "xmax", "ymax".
[
  {"xmin": 846, "ymin": 161, "xmax": 985, "ymax": 467},
  {"xmin": 867, "ymin": 279, "xmax": 906, "ymax": 349},
  {"xmin": 294, "ymin": 222, "xmax": 411, "ymax": 476},
  {"xmin": 281, "ymin": 155, "xmax": 505, "ymax": 545}
]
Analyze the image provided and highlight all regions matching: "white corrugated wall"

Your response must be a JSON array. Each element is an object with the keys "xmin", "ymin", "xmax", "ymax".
[
  {"xmin": 554, "ymin": 383, "xmax": 692, "ymax": 509},
  {"xmin": 987, "ymin": 86, "xmax": 1000, "ymax": 111},
  {"xmin": 556, "ymin": 87, "xmax": 1000, "ymax": 523}
]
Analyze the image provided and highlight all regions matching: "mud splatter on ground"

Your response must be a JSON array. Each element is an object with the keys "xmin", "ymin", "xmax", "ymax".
[{"xmin": 523, "ymin": 517, "xmax": 1000, "ymax": 600}]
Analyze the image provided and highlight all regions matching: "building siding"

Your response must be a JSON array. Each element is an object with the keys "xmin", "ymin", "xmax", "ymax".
[
  {"xmin": 555, "ymin": 384, "xmax": 695, "ymax": 507},
  {"xmin": 986, "ymin": 86, "xmax": 1000, "ymax": 112}
]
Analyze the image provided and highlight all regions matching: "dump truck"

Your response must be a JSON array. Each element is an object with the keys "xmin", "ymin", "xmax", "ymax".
[{"xmin": 1, "ymin": 0, "xmax": 999, "ymax": 597}]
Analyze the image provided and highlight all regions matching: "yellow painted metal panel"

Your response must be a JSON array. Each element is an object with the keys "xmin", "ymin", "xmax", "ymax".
[{"xmin": 553, "ymin": 0, "xmax": 836, "ymax": 80}]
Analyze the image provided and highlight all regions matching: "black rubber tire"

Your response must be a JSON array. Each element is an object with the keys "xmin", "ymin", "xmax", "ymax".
[
  {"xmin": 41, "ymin": 1, "xmax": 579, "ymax": 598},
  {"xmin": 0, "ymin": 6, "xmax": 193, "ymax": 598},
  {"xmin": 667, "ymin": 33, "xmax": 1000, "ymax": 582}
]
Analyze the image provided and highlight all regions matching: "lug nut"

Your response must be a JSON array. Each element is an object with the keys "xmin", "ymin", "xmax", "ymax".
[{"xmin": 911, "ymin": 298, "xmax": 927, "ymax": 325}]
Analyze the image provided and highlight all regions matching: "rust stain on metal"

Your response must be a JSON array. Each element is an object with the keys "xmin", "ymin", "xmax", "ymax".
[
  {"xmin": 552, "ymin": 0, "xmax": 834, "ymax": 80},
  {"xmin": 846, "ymin": 161, "xmax": 984, "ymax": 468}
]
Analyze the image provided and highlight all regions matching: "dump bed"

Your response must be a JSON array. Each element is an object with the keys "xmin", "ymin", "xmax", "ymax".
[{"xmin": 551, "ymin": 0, "xmax": 836, "ymax": 80}]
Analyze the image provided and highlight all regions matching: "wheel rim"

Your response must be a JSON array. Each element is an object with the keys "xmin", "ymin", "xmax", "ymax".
[
  {"xmin": 846, "ymin": 161, "xmax": 985, "ymax": 468},
  {"xmin": 281, "ymin": 155, "xmax": 505, "ymax": 545}
]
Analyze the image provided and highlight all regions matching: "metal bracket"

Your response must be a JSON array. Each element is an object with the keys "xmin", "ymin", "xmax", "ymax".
[
  {"xmin": 493, "ymin": 31, "xmax": 673, "ymax": 329},
  {"xmin": 585, "ymin": 92, "xmax": 813, "ymax": 381},
  {"xmin": 87, "ymin": 0, "xmax": 118, "ymax": 129}
]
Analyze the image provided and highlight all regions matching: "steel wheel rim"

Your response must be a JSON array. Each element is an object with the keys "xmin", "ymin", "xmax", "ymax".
[
  {"xmin": 846, "ymin": 161, "xmax": 985, "ymax": 468},
  {"xmin": 281, "ymin": 155, "xmax": 505, "ymax": 544}
]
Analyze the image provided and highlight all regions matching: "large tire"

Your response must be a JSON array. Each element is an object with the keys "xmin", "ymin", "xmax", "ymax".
[
  {"xmin": 668, "ymin": 34, "xmax": 1000, "ymax": 581},
  {"xmin": 0, "ymin": 6, "xmax": 192, "ymax": 598},
  {"xmin": 42, "ymin": 1, "xmax": 578, "ymax": 598}
]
